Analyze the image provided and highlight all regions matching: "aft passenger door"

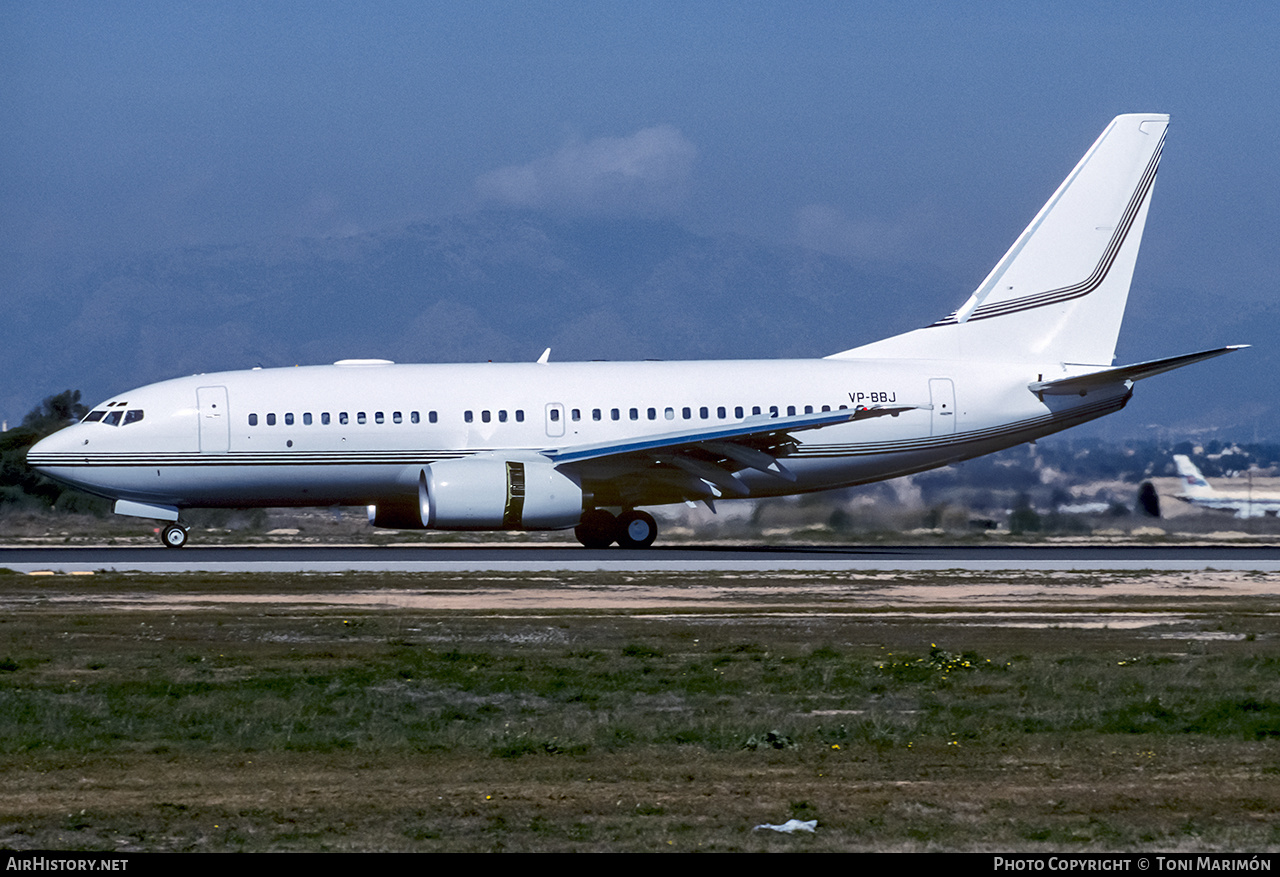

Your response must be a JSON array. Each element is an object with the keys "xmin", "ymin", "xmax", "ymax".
[
  {"xmin": 197, "ymin": 386, "xmax": 230, "ymax": 453},
  {"xmin": 928, "ymin": 379, "xmax": 956, "ymax": 436}
]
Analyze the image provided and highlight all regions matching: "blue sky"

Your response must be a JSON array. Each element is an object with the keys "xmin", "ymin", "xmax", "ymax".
[{"xmin": 3, "ymin": 3, "xmax": 1278, "ymax": 390}]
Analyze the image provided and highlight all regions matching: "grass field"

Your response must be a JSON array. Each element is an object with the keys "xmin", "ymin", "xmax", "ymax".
[{"xmin": 2, "ymin": 569, "xmax": 1279, "ymax": 851}]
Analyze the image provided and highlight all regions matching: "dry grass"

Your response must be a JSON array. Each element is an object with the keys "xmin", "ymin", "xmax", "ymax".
[{"xmin": 2, "ymin": 570, "xmax": 1279, "ymax": 851}]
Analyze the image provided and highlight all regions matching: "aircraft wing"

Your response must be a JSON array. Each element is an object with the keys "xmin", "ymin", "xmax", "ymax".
[
  {"xmin": 1028, "ymin": 345, "xmax": 1247, "ymax": 397},
  {"xmin": 541, "ymin": 404, "xmax": 923, "ymax": 503}
]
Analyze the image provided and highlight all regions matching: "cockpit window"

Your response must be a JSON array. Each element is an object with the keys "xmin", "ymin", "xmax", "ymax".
[{"xmin": 92, "ymin": 409, "xmax": 144, "ymax": 426}]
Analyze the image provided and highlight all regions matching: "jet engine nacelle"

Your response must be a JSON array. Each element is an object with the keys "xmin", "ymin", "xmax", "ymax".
[{"xmin": 368, "ymin": 457, "xmax": 583, "ymax": 531}]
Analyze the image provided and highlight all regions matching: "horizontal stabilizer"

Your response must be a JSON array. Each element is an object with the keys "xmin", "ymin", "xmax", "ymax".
[{"xmin": 1028, "ymin": 345, "xmax": 1246, "ymax": 397}]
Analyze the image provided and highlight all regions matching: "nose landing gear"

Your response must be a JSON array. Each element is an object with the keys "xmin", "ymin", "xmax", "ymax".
[{"xmin": 160, "ymin": 523, "xmax": 190, "ymax": 549}]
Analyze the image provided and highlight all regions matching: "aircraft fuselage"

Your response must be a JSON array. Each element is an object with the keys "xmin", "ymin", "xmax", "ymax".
[{"xmin": 29, "ymin": 356, "xmax": 1128, "ymax": 513}]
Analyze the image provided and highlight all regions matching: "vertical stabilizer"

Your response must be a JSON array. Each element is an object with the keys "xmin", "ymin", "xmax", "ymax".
[
  {"xmin": 831, "ymin": 114, "xmax": 1168, "ymax": 365},
  {"xmin": 1173, "ymin": 455, "xmax": 1216, "ymax": 498}
]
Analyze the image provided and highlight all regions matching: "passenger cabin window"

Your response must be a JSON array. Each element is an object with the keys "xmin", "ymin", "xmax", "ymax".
[
  {"xmin": 428, "ymin": 411, "xmax": 437, "ymax": 423},
  {"xmin": 339, "ymin": 412, "xmax": 348, "ymax": 425},
  {"xmin": 735, "ymin": 406, "xmax": 744, "ymax": 418},
  {"xmin": 592, "ymin": 409, "xmax": 601, "ymax": 421},
  {"xmin": 464, "ymin": 411, "xmax": 473, "ymax": 423},
  {"xmin": 375, "ymin": 412, "xmax": 384, "ymax": 424},
  {"xmin": 357, "ymin": 412, "xmax": 366, "ymax": 424},
  {"xmin": 285, "ymin": 413, "xmax": 294, "ymax": 426},
  {"xmin": 248, "ymin": 414, "xmax": 258, "ymax": 426},
  {"xmin": 303, "ymin": 413, "xmax": 312, "ymax": 425},
  {"xmin": 515, "ymin": 410, "xmax": 524, "ymax": 422},
  {"xmin": 266, "ymin": 413, "xmax": 276, "ymax": 426},
  {"xmin": 393, "ymin": 411, "xmax": 402, "ymax": 424}
]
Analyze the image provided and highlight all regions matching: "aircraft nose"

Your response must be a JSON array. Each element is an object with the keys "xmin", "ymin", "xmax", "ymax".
[{"xmin": 27, "ymin": 427, "xmax": 82, "ymax": 473}]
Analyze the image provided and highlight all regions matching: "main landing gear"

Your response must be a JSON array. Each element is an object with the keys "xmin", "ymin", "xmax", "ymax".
[
  {"xmin": 160, "ymin": 523, "xmax": 190, "ymax": 549},
  {"xmin": 574, "ymin": 508, "xmax": 658, "ymax": 549}
]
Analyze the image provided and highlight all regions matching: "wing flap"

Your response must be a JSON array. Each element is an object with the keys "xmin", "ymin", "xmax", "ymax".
[
  {"xmin": 542, "ymin": 403, "xmax": 923, "ymax": 505},
  {"xmin": 542, "ymin": 404, "xmax": 923, "ymax": 466}
]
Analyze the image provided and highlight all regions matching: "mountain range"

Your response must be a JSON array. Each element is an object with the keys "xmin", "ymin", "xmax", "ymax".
[{"xmin": 2, "ymin": 211, "xmax": 1268, "ymax": 441}]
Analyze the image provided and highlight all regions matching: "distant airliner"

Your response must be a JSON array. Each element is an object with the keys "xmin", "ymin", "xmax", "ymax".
[
  {"xmin": 29, "ymin": 114, "xmax": 1244, "ymax": 548},
  {"xmin": 1172, "ymin": 455, "xmax": 1280, "ymax": 518}
]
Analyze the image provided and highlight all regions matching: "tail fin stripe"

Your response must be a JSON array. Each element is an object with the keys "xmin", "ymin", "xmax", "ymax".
[
  {"xmin": 928, "ymin": 128, "xmax": 1165, "ymax": 327},
  {"xmin": 963, "ymin": 136, "xmax": 1163, "ymax": 320}
]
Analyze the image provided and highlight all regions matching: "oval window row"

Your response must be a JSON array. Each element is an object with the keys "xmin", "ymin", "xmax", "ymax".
[
  {"xmin": 248, "ymin": 411, "xmax": 437, "ymax": 427},
  {"xmin": 249, "ymin": 403, "xmax": 850, "ymax": 428},
  {"xmin": 564, "ymin": 404, "xmax": 846, "ymax": 422}
]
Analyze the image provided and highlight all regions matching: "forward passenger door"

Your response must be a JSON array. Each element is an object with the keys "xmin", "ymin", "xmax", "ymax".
[{"xmin": 197, "ymin": 386, "xmax": 230, "ymax": 453}]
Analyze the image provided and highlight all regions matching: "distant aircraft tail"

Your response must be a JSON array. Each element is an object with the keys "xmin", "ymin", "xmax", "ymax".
[
  {"xmin": 1173, "ymin": 455, "xmax": 1216, "ymax": 498},
  {"xmin": 831, "ymin": 114, "xmax": 1169, "ymax": 365}
]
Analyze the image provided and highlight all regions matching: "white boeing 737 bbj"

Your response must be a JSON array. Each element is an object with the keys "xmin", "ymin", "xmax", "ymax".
[{"xmin": 29, "ymin": 114, "xmax": 1245, "ymax": 548}]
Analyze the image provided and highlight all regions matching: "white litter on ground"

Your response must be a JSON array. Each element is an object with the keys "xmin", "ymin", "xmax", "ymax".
[{"xmin": 753, "ymin": 819, "xmax": 817, "ymax": 833}]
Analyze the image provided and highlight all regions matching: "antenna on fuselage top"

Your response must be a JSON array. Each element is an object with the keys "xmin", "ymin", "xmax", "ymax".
[{"xmin": 537, "ymin": 348, "xmax": 551, "ymax": 364}]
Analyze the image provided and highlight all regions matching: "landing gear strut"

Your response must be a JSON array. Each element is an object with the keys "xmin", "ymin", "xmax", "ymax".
[{"xmin": 160, "ymin": 523, "xmax": 190, "ymax": 549}]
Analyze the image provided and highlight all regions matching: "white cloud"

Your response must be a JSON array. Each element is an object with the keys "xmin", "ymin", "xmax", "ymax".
[{"xmin": 475, "ymin": 125, "xmax": 696, "ymax": 215}]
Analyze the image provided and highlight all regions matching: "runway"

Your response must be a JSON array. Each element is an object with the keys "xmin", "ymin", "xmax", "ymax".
[{"xmin": 6, "ymin": 542, "xmax": 1280, "ymax": 573}]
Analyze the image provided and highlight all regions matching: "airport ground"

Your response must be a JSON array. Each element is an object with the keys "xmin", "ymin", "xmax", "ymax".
[
  {"xmin": 5, "ymin": 476, "xmax": 1280, "ymax": 548},
  {"xmin": 2, "ymin": 567, "xmax": 1279, "ymax": 852}
]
